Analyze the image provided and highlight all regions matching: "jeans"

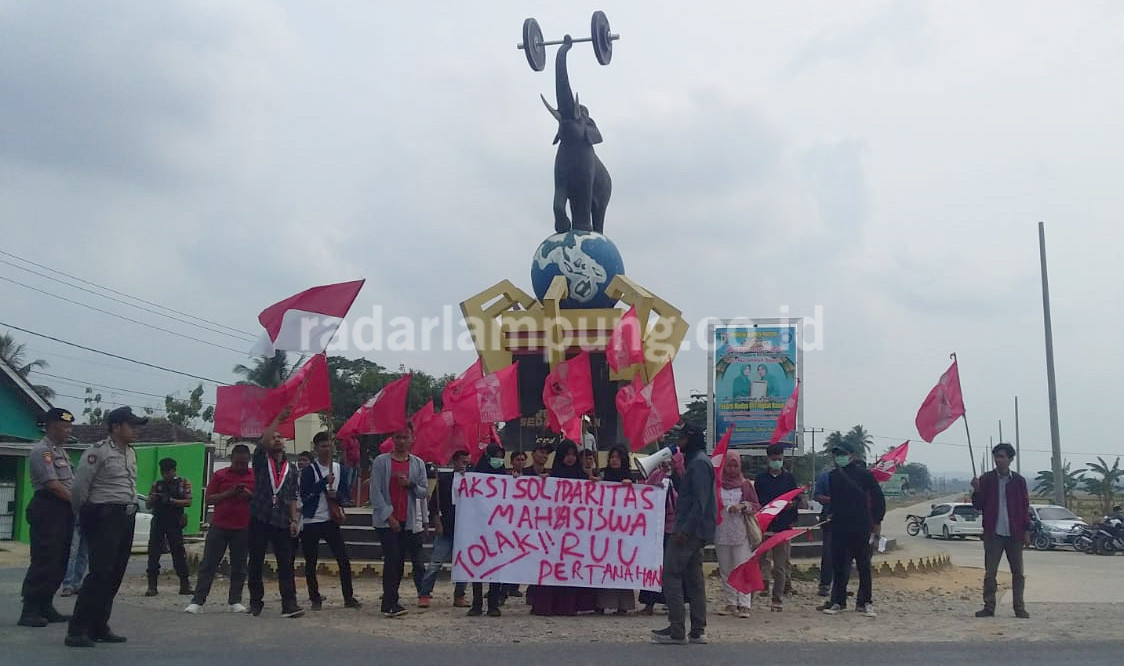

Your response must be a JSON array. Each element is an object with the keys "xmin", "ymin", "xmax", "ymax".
[
  {"xmin": 301, "ymin": 520, "xmax": 354, "ymax": 602},
  {"xmin": 418, "ymin": 534, "xmax": 466, "ymax": 599},
  {"xmin": 831, "ymin": 530, "xmax": 873, "ymax": 608},
  {"xmin": 191, "ymin": 526, "xmax": 248, "ymax": 606},
  {"xmin": 69, "ymin": 504, "xmax": 134, "ymax": 637},
  {"xmin": 983, "ymin": 534, "xmax": 1025, "ymax": 612},
  {"xmin": 759, "ymin": 535, "xmax": 791, "ymax": 604},
  {"xmin": 376, "ymin": 528, "xmax": 422, "ymax": 612},
  {"xmin": 247, "ymin": 519, "xmax": 297, "ymax": 607},
  {"xmin": 62, "ymin": 522, "xmax": 88, "ymax": 591},
  {"xmin": 663, "ymin": 534, "xmax": 706, "ymax": 640}
]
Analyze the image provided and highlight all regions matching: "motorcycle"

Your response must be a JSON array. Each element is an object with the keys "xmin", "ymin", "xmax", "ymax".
[
  {"xmin": 1091, "ymin": 516, "xmax": 1124, "ymax": 555},
  {"xmin": 905, "ymin": 514, "xmax": 925, "ymax": 537},
  {"xmin": 1073, "ymin": 524, "xmax": 1097, "ymax": 553}
]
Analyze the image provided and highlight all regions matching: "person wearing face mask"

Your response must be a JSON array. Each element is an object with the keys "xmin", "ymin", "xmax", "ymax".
[
  {"xmin": 754, "ymin": 443, "xmax": 801, "ymax": 612},
  {"xmin": 821, "ymin": 441, "xmax": 885, "ymax": 618},
  {"xmin": 467, "ymin": 443, "xmax": 509, "ymax": 617}
]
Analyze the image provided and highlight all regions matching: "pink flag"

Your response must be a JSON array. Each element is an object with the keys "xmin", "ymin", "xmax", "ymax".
[
  {"xmin": 871, "ymin": 441, "xmax": 910, "ymax": 482},
  {"xmin": 250, "ymin": 279, "xmax": 365, "ymax": 356},
  {"xmin": 412, "ymin": 410, "xmax": 462, "ymax": 464},
  {"xmin": 915, "ymin": 359, "xmax": 966, "ymax": 442},
  {"xmin": 543, "ymin": 351, "xmax": 595, "ymax": 442},
  {"xmin": 615, "ymin": 362, "xmax": 680, "ymax": 451},
  {"xmin": 770, "ymin": 380, "xmax": 799, "ymax": 444},
  {"xmin": 336, "ymin": 374, "xmax": 412, "ymax": 443},
  {"xmin": 728, "ymin": 528, "xmax": 809, "ymax": 594},
  {"xmin": 606, "ymin": 305, "xmax": 644, "ymax": 373},
  {"xmin": 756, "ymin": 486, "xmax": 806, "ymax": 533},
  {"xmin": 446, "ymin": 362, "xmax": 522, "ymax": 428}
]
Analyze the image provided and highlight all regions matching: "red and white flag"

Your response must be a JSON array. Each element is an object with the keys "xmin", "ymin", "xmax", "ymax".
[
  {"xmin": 756, "ymin": 486, "xmax": 806, "ymax": 533},
  {"xmin": 915, "ymin": 358, "xmax": 966, "ymax": 442},
  {"xmin": 728, "ymin": 528, "xmax": 809, "ymax": 594},
  {"xmin": 615, "ymin": 362, "xmax": 680, "ymax": 451},
  {"xmin": 214, "ymin": 353, "xmax": 331, "ymax": 439},
  {"xmin": 336, "ymin": 374, "xmax": 412, "ymax": 443},
  {"xmin": 606, "ymin": 305, "xmax": 644, "ymax": 373},
  {"xmin": 871, "ymin": 441, "xmax": 910, "ymax": 482},
  {"xmin": 445, "ymin": 362, "xmax": 521, "ymax": 428},
  {"xmin": 543, "ymin": 351, "xmax": 595, "ymax": 441},
  {"xmin": 770, "ymin": 380, "xmax": 799, "ymax": 444},
  {"xmin": 249, "ymin": 279, "xmax": 365, "ymax": 357}
]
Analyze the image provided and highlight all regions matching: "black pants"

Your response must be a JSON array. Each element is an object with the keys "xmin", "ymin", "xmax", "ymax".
[
  {"xmin": 301, "ymin": 521, "xmax": 354, "ymax": 602},
  {"xmin": 21, "ymin": 492, "xmax": 75, "ymax": 606},
  {"xmin": 247, "ymin": 519, "xmax": 296, "ymax": 606},
  {"xmin": 69, "ymin": 504, "xmax": 134, "ymax": 637},
  {"xmin": 983, "ymin": 534, "xmax": 1026, "ymax": 612},
  {"xmin": 819, "ymin": 521, "xmax": 833, "ymax": 589},
  {"xmin": 831, "ymin": 530, "xmax": 873, "ymax": 608},
  {"xmin": 376, "ymin": 528, "xmax": 422, "ymax": 612},
  {"xmin": 192, "ymin": 526, "xmax": 248, "ymax": 606},
  {"xmin": 472, "ymin": 582, "xmax": 502, "ymax": 612},
  {"xmin": 146, "ymin": 515, "xmax": 189, "ymax": 579}
]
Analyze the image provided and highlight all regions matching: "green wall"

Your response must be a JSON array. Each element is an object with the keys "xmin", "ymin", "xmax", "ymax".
[{"xmin": 0, "ymin": 382, "xmax": 42, "ymax": 441}]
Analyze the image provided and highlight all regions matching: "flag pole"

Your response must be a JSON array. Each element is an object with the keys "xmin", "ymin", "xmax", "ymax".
[{"xmin": 952, "ymin": 352, "xmax": 978, "ymax": 479}]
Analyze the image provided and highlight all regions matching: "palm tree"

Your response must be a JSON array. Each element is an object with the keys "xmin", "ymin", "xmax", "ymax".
[
  {"xmin": 232, "ymin": 351, "xmax": 296, "ymax": 388},
  {"xmin": 1032, "ymin": 461, "xmax": 1084, "ymax": 508},
  {"xmin": 0, "ymin": 331, "xmax": 56, "ymax": 400},
  {"xmin": 822, "ymin": 430, "xmax": 844, "ymax": 452},
  {"xmin": 843, "ymin": 425, "xmax": 873, "ymax": 461},
  {"xmin": 1082, "ymin": 456, "xmax": 1123, "ymax": 515}
]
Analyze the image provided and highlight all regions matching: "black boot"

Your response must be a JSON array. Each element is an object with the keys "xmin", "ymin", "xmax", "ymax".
[
  {"xmin": 40, "ymin": 601, "xmax": 71, "ymax": 623},
  {"xmin": 145, "ymin": 574, "xmax": 158, "ymax": 597},
  {"xmin": 17, "ymin": 601, "xmax": 47, "ymax": 627},
  {"xmin": 178, "ymin": 577, "xmax": 193, "ymax": 596}
]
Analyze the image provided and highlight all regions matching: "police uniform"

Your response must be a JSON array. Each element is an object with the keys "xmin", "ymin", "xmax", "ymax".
[
  {"xmin": 19, "ymin": 415, "xmax": 76, "ymax": 625},
  {"xmin": 66, "ymin": 406, "xmax": 144, "ymax": 647},
  {"xmin": 145, "ymin": 474, "xmax": 193, "ymax": 593}
]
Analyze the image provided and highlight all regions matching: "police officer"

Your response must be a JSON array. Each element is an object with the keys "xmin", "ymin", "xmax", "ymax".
[
  {"xmin": 144, "ymin": 457, "xmax": 193, "ymax": 596},
  {"xmin": 19, "ymin": 408, "xmax": 77, "ymax": 628},
  {"xmin": 65, "ymin": 406, "xmax": 146, "ymax": 648}
]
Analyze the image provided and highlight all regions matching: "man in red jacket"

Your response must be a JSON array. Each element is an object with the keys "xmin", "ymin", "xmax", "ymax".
[{"xmin": 970, "ymin": 442, "xmax": 1030, "ymax": 619}]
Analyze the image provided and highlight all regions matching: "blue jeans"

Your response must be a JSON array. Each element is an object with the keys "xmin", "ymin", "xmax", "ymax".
[
  {"xmin": 62, "ymin": 522, "xmax": 88, "ymax": 591},
  {"xmin": 418, "ymin": 534, "xmax": 466, "ymax": 599}
]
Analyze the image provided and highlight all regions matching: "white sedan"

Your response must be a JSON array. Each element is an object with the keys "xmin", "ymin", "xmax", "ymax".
[{"xmin": 923, "ymin": 502, "xmax": 983, "ymax": 539}]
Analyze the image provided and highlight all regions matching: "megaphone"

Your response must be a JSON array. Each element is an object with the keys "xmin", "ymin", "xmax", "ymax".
[{"xmin": 635, "ymin": 446, "xmax": 674, "ymax": 478}]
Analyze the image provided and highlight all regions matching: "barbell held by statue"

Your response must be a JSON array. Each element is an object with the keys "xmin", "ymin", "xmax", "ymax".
[{"xmin": 518, "ymin": 11, "xmax": 619, "ymax": 71}]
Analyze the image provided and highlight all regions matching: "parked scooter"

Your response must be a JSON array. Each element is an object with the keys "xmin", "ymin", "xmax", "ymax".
[{"xmin": 1091, "ymin": 513, "xmax": 1124, "ymax": 555}]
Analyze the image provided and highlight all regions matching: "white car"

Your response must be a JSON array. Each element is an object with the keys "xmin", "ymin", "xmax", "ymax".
[
  {"xmin": 132, "ymin": 493, "xmax": 153, "ymax": 552},
  {"xmin": 923, "ymin": 502, "xmax": 983, "ymax": 539}
]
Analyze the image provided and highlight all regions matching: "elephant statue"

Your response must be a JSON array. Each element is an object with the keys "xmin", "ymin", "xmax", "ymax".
[{"xmin": 541, "ymin": 35, "xmax": 612, "ymax": 234}]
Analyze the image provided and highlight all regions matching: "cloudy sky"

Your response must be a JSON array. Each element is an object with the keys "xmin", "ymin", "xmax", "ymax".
[{"xmin": 3, "ymin": 1, "xmax": 1123, "ymax": 478}]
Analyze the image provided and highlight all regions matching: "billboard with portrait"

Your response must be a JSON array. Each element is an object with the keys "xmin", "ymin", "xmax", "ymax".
[{"xmin": 707, "ymin": 321, "xmax": 802, "ymax": 451}]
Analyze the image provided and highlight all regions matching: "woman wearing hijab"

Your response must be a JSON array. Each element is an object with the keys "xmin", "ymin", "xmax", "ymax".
[
  {"xmin": 530, "ymin": 440, "xmax": 598, "ymax": 616},
  {"xmin": 715, "ymin": 451, "xmax": 760, "ymax": 618},
  {"xmin": 466, "ymin": 443, "xmax": 508, "ymax": 617},
  {"xmin": 596, "ymin": 446, "xmax": 637, "ymax": 614}
]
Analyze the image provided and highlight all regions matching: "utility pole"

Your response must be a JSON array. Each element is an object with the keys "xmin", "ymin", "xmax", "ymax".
[
  {"xmin": 1014, "ymin": 396, "xmax": 1021, "ymax": 475},
  {"xmin": 1039, "ymin": 222, "xmax": 1065, "ymax": 506},
  {"xmin": 801, "ymin": 427, "xmax": 824, "ymax": 485}
]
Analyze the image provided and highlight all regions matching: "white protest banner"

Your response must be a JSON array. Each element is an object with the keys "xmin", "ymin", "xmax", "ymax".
[{"xmin": 452, "ymin": 473, "xmax": 666, "ymax": 590}]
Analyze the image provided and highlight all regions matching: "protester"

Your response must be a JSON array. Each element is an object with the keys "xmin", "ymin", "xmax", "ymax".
[
  {"xmin": 60, "ymin": 521, "xmax": 87, "ymax": 598},
  {"xmin": 592, "ymin": 445, "xmax": 638, "ymax": 614},
  {"xmin": 370, "ymin": 427, "xmax": 429, "ymax": 618},
  {"xmin": 971, "ymin": 442, "xmax": 1030, "ymax": 619},
  {"xmin": 467, "ymin": 442, "xmax": 508, "ymax": 617},
  {"xmin": 715, "ymin": 451, "xmax": 760, "ymax": 618},
  {"xmin": 510, "ymin": 450, "xmax": 528, "ymax": 477},
  {"xmin": 185, "ymin": 443, "xmax": 254, "ymax": 614},
  {"xmin": 144, "ymin": 458, "xmax": 193, "ymax": 597},
  {"xmin": 822, "ymin": 440, "xmax": 885, "ymax": 618},
  {"xmin": 651, "ymin": 425, "xmax": 715, "ymax": 645},
  {"xmin": 300, "ymin": 433, "xmax": 360, "ymax": 611},
  {"xmin": 246, "ymin": 412, "xmax": 303, "ymax": 619},
  {"xmin": 20, "ymin": 407, "xmax": 76, "ymax": 628},
  {"xmin": 754, "ymin": 443, "xmax": 800, "ymax": 611},
  {"xmin": 527, "ymin": 442, "xmax": 552, "ymax": 478},
  {"xmin": 813, "ymin": 461, "xmax": 837, "ymax": 597},
  {"xmin": 581, "ymin": 449, "xmax": 599, "ymax": 481},
  {"xmin": 67, "ymin": 406, "xmax": 147, "ymax": 647},
  {"xmin": 638, "ymin": 453, "xmax": 680, "ymax": 616},
  {"xmin": 419, "ymin": 450, "xmax": 470, "ymax": 608},
  {"xmin": 531, "ymin": 440, "xmax": 597, "ymax": 616}
]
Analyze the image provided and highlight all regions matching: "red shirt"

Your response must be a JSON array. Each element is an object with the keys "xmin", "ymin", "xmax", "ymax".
[
  {"xmin": 389, "ymin": 457, "xmax": 410, "ymax": 523},
  {"xmin": 208, "ymin": 466, "xmax": 255, "ymax": 530}
]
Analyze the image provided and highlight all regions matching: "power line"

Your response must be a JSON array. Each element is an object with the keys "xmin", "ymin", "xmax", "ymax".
[
  {"xmin": 0, "ymin": 257, "xmax": 256, "ymax": 343},
  {"xmin": 0, "ymin": 320, "xmax": 227, "ymax": 385},
  {"xmin": 53, "ymin": 391, "xmax": 170, "ymax": 414},
  {"xmin": 0, "ymin": 248, "xmax": 255, "ymax": 339},
  {"xmin": 30, "ymin": 370, "xmax": 217, "ymax": 406},
  {"xmin": 818, "ymin": 425, "xmax": 1121, "ymax": 460},
  {"xmin": 0, "ymin": 275, "xmax": 248, "ymax": 354}
]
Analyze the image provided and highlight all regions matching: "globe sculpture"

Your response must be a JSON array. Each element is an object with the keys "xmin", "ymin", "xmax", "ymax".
[{"xmin": 531, "ymin": 230, "xmax": 624, "ymax": 309}]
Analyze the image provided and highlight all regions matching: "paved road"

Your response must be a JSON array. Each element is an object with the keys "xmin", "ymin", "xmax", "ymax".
[{"xmin": 883, "ymin": 495, "xmax": 1121, "ymax": 604}]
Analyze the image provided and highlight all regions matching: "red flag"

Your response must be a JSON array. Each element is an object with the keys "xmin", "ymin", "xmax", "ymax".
[
  {"xmin": 915, "ymin": 359, "xmax": 966, "ymax": 442},
  {"xmin": 615, "ymin": 362, "xmax": 680, "ymax": 451},
  {"xmin": 412, "ymin": 410, "xmax": 460, "ymax": 464},
  {"xmin": 446, "ymin": 362, "xmax": 522, "ymax": 427},
  {"xmin": 606, "ymin": 305, "xmax": 644, "ymax": 373},
  {"xmin": 756, "ymin": 486, "xmax": 805, "ymax": 533},
  {"xmin": 871, "ymin": 441, "xmax": 910, "ymax": 482},
  {"xmin": 250, "ymin": 279, "xmax": 365, "ymax": 356},
  {"xmin": 543, "ymin": 351, "xmax": 595, "ymax": 442},
  {"xmin": 379, "ymin": 436, "xmax": 393, "ymax": 454},
  {"xmin": 214, "ymin": 385, "xmax": 271, "ymax": 438},
  {"xmin": 214, "ymin": 353, "xmax": 331, "ymax": 439},
  {"xmin": 770, "ymin": 380, "xmax": 799, "ymax": 444},
  {"xmin": 711, "ymin": 427, "xmax": 733, "ymax": 526},
  {"xmin": 442, "ymin": 359, "xmax": 484, "ymax": 409},
  {"xmin": 336, "ymin": 374, "xmax": 412, "ymax": 444},
  {"xmin": 728, "ymin": 528, "xmax": 808, "ymax": 594}
]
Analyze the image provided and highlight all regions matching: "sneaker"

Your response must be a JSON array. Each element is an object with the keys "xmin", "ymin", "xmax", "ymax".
[
  {"xmin": 770, "ymin": 600, "xmax": 783, "ymax": 612},
  {"xmin": 467, "ymin": 607, "xmax": 483, "ymax": 617},
  {"xmin": 1014, "ymin": 609, "xmax": 1030, "ymax": 619},
  {"xmin": 280, "ymin": 604, "xmax": 305, "ymax": 619},
  {"xmin": 717, "ymin": 604, "xmax": 737, "ymax": 616},
  {"xmin": 651, "ymin": 627, "xmax": 673, "ymax": 637},
  {"xmin": 344, "ymin": 598, "xmax": 362, "ymax": 609},
  {"xmin": 453, "ymin": 596, "xmax": 471, "ymax": 608},
  {"xmin": 688, "ymin": 632, "xmax": 708, "ymax": 644},
  {"xmin": 417, "ymin": 596, "xmax": 431, "ymax": 608},
  {"xmin": 974, "ymin": 608, "xmax": 994, "ymax": 618},
  {"xmin": 737, "ymin": 606, "xmax": 751, "ymax": 618},
  {"xmin": 184, "ymin": 604, "xmax": 203, "ymax": 614},
  {"xmin": 64, "ymin": 633, "xmax": 95, "ymax": 648},
  {"xmin": 817, "ymin": 587, "xmax": 830, "ymax": 597},
  {"xmin": 249, "ymin": 602, "xmax": 264, "ymax": 617},
  {"xmin": 487, "ymin": 608, "xmax": 502, "ymax": 617},
  {"xmin": 856, "ymin": 604, "xmax": 876, "ymax": 618},
  {"xmin": 815, "ymin": 600, "xmax": 835, "ymax": 611},
  {"xmin": 651, "ymin": 634, "xmax": 688, "ymax": 645},
  {"xmin": 383, "ymin": 605, "xmax": 408, "ymax": 618},
  {"xmin": 230, "ymin": 603, "xmax": 247, "ymax": 614},
  {"xmin": 310, "ymin": 599, "xmax": 322, "ymax": 611},
  {"xmin": 822, "ymin": 603, "xmax": 845, "ymax": 615}
]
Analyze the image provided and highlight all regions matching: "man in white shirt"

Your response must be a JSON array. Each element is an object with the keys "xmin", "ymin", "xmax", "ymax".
[{"xmin": 298, "ymin": 432, "xmax": 360, "ymax": 611}]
